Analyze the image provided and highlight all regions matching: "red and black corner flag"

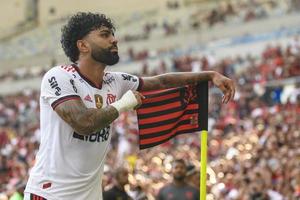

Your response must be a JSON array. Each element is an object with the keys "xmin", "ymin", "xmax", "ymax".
[{"xmin": 136, "ymin": 82, "xmax": 208, "ymax": 150}]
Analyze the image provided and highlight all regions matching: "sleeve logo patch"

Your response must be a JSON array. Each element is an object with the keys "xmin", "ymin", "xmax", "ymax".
[
  {"xmin": 121, "ymin": 74, "xmax": 137, "ymax": 82},
  {"xmin": 48, "ymin": 76, "xmax": 61, "ymax": 96},
  {"xmin": 70, "ymin": 79, "xmax": 78, "ymax": 93}
]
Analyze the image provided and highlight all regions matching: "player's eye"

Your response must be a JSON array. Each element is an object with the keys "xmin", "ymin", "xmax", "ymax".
[{"xmin": 101, "ymin": 33, "xmax": 109, "ymax": 38}]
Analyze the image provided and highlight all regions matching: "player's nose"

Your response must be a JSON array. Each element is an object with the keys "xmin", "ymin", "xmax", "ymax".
[{"xmin": 111, "ymin": 36, "xmax": 118, "ymax": 45}]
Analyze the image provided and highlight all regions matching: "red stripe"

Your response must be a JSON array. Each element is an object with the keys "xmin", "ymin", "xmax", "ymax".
[
  {"xmin": 138, "ymin": 101, "xmax": 181, "ymax": 115},
  {"xmin": 52, "ymin": 96, "xmax": 81, "ymax": 109},
  {"xmin": 142, "ymin": 92, "xmax": 180, "ymax": 104},
  {"xmin": 138, "ymin": 104, "xmax": 198, "ymax": 125},
  {"xmin": 139, "ymin": 113, "xmax": 198, "ymax": 135},
  {"xmin": 33, "ymin": 195, "xmax": 36, "ymax": 200},
  {"xmin": 140, "ymin": 124, "xmax": 197, "ymax": 145}
]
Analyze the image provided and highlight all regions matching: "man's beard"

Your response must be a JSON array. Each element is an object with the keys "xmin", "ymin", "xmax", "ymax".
[
  {"xmin": 91, "ymin": 46, "xmax": 119, "ymax": 66},
  {"xmin": 174, "ymin": 174, "xmax": 185, "ymax": 181}
]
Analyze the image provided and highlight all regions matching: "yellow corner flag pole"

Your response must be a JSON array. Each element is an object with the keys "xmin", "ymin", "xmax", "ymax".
[
  {"xmin": 200, "ymin": 130, "xmax": 208, "ymax": 200},
  {"xmin": 197, "ymin": 81, "xmax": 209, "ymax": 200}
]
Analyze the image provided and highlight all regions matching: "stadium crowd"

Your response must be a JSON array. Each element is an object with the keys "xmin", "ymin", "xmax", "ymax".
[
  {"xmin": 0, "ymin": 39, "xmax": 299, "ymax": 200},
  {"xmin": 2, "ymin": 0, "xmax": 300, "ymax": 62},
  {"xmin": 122, "ymin": 0, "xmax": 300, "ymax": 42}
]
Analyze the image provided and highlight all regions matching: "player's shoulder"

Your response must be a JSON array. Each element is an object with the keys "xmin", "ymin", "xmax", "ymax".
[
  {"xmin": 43, "ymin": 65, "xmax": 75, "ymax": 78},
  {"xmin": 104, "ymin": 71, "xmax": 124, "ymax": 77},
  {"xmin": 105, "ymin": 71, "xmax": 138, "ymax": 82}
]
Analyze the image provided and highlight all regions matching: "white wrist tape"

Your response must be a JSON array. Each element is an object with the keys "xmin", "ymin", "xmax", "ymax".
[{"xmin": 111, "ymin": 90, "xmax": 138, "ymax": 113}]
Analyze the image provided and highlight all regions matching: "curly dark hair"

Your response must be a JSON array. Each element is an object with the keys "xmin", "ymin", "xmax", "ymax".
[{"xmin": 61, "ymin": 12, "xmax": 115, "ymax": 63}]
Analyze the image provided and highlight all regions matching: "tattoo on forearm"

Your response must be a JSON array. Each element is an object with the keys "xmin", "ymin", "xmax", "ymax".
[
  {"xmin": 55, "ymin": 100, "xmax": 119, "ymax": 135},
  {"xmin": 158, "ymin": 72, "xmax": 200, "ymax": 88},
  {"xmin": 142, "ymin": 72, "xmax": 214, "ymax": 91}
]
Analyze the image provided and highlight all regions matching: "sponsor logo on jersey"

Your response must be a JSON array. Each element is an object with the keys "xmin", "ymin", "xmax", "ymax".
[
  {"xmin": 70, "ymin": 79, "xmax": 78, "ymax": 93},
  {"xmin": 103, "ymin": 74, "xmax": 115, "ymax": 84},
  {"xmin": 48, "ymin": 76, "xmax": 61, "ymax": 96},
  {"xmin": 121, "ymin": 74, "xmax": 137, "ymax": 82},
  {"xmin": 94, "ymin": 94, "xmax": 103, "ymax": 109},
  {"xmin": 106, "ymin": 94, "xmax": 116, "ymax": 105},
  {"xmin": 84, "ymin": 95, "xmax": 93, "ymax": 102},
  {"xmin": 73, "ymin": 126, "xmax": 110, "ymax": 143}
]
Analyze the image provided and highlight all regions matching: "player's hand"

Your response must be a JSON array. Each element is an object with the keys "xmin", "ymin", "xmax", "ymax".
[
  {"xmin": 132, "ymin": 91, "xmax": 145, "ymax": 110},
  {"xmin": 111, "ymin": 90, "xmax": 145, "ymax": 113},
  {"xmin": 211, "ymin": 72, "xmax": 235, "ymax": 104}
]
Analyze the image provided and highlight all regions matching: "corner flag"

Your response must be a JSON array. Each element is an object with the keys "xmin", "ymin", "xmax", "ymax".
[
  {"xmin": 136, "ymin": 82, "xmax": 208, "ymax": 150},
  {"xmin": 136, "ymin": 81, "xmax": 209, "ymax": 199}
]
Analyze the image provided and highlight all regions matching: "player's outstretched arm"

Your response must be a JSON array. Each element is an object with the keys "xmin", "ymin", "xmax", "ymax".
[
  {"xmin": 141, "ymin": 71, "xmax": 235, "ymax": 103},
  {"xmin": 55, "ymin": 90, "xmax": 144, "ymax": 136}
]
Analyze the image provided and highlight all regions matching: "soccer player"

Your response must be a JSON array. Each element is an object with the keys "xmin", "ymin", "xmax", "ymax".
[{"xmin": 24, "ymin": 12, "xmax": 235, "ymax": 200}]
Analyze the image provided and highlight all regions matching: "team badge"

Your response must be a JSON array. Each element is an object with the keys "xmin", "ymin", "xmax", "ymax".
[
  {"xmin": 94, "ymin": 94, "xmax": 103, "ymax": 109},
  {"xmin": 106, "ymin": 94, "xmax": 116, "ymax": 105}
]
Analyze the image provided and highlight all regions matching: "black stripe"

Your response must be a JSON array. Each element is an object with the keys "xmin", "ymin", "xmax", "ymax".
[
  {"xmin": 139, "ymin": 119, "xmax": 194, "ymax": 139},
  {"xmin": 139, "ymin": 109, "xmax": 198, "ymax": 129},
  {"xmin": 137, "ymin": 77, "xmax": 144, "ymax": 91},
  {"xmin": 144, "ymin": 87, "xmax": 183, "ymax": 99},
  {"xmin": 140, "ymin": 96, "xmax": 182, "ymax": 109},
  {"xmin": 140, "ymin": 128, "xmax": 199, "ymax": 149},
  {"xmin": 51, "ymin": 95, "xmax": 80, "ymax": 109},
  {"xmin": 30, "ymin": 193, "xmax": 33, "ymax": 200},
  {"xmin": 196, "ymin": 82, "xmax": 208, "ymax": 130}
]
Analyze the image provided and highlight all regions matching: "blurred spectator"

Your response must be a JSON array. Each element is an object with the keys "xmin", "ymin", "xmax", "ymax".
[
  {"xmin": 129, "ymin": 185, "xmax": 148, "ymax": 200},
  {"xmin": 8, "ymin": 182, "xmax": 25, "ymax": 200},
  {"xmin": 156, "ymin": 159, "xmax": 199, "ymax": 200},
  {"xmin": 103, "ymin": 167, "xmax": 132, "ymax": 200},
  {"xmin": 185, "ymin": 164, "xmax": 200, "ymax": 190},
  {"xmin": 166, "ymin": 1, "xmax": 180, "ymax": 10}
]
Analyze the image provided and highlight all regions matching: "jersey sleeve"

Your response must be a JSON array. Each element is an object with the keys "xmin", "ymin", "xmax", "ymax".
[
  {"xmin": 113, "ymin": 72, "xmax": 143, "ymax": 95},
  {"xmin": 40, "ymin": 67, "xmax": 80, "ymax": 110}
]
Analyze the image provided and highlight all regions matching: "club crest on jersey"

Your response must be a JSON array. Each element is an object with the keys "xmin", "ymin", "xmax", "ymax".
[
  {"xmin": 94, "ymin": 94, "xmax": 103, "ymax": 109},
  {"xmin": 106, "ymin": 94, "xmax": 116, "ymax": 105}
]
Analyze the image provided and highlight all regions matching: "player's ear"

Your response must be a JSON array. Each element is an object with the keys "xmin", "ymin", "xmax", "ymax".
[{"xmin": 77, "ymin": 39, "xmax": 90, "ymax": 53}]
